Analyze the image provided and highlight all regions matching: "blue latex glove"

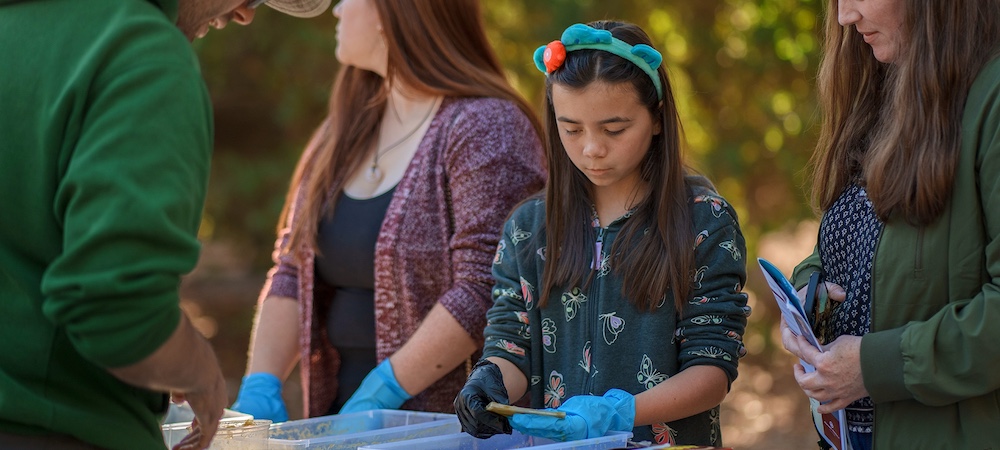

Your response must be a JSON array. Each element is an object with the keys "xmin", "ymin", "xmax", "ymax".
[
  {"xmin": 231, "ymin": 373, "xmax": 288, "ymax": 423},
  {"xmin": 339, "ymin": 358, "xmax": 412, "ymax": 414},
  {"xmin": 509, "ymin": 389, "xmax": 635, "ymax": 442}
]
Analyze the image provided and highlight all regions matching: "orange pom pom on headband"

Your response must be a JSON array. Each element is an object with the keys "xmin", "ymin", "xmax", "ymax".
[{"xmin": 533, "ymin": 23, "xmax": 664, "ymax": 100}]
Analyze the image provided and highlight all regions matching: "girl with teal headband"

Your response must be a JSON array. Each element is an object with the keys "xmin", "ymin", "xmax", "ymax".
[{"xmin": 454, "ymin": 20, "xmax": 749, "ymax": 446}]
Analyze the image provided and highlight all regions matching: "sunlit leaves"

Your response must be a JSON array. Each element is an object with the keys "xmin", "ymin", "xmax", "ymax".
[{"xmin": 194, "ymin": 0, "xmax": 827, "ymax": 268}]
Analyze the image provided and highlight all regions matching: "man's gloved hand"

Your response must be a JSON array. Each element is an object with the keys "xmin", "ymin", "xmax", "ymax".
[
  {"xmin": 339, "ymin": 359, "xmax": 412, "ymax": 414},
  {"xmin": 231, "ymin": 372, "xmax": 289, "ymax": 423},
  {"xmin": 453, "ymin": 359, "xmax": 513, "ymax": 439},
  {"xmin": 509, "ymin": 389, "xmax": 635, "ymax": 442}
]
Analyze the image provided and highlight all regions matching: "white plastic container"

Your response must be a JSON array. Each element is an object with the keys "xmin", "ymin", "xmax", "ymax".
[
  {"xmin": 267, "ymin": 409, "xmax": 460, "ymax": 450},
  {"xmin": 162, "ymin": 418, "xmax": 272, "ymax": 449},
  {"xmin": 357, "ymin": 430, "xmax": 632, "ymax": 450},
  {"xmin": 162, "ymin": 402, "xmax": 252, "ymax": 425}
]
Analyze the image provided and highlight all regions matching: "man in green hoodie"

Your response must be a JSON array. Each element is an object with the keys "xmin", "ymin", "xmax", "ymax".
[{"xmin": 0, "ymin": 0, "xmax": 330, "ymax": 448}]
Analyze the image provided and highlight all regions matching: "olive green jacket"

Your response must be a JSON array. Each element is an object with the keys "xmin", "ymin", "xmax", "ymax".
[{"xmin": 792, "ymin": 56, "xmax": 1000, "ymax": 449}]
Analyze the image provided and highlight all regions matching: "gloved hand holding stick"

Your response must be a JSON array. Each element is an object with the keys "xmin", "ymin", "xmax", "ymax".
[{"xmin": 485, "ymin": 402, "xmax": 566, "ymax": 419}]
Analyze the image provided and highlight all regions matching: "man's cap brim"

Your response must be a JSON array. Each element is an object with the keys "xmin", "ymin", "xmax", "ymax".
[{"xmin": 265, "ymin": 0, "xmax": 332, "ymax": 18}]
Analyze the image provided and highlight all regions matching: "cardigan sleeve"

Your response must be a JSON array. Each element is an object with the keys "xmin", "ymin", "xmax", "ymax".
[
  {"xmin": 263, "ymin": 224, "xmax": 300, "ymax": 300},
  {"xmin": 436, "ymin": 98, "xmax": 545, "ymax": 340},
  {"xmin": 261, "ymin": 123, "xmax": 329, "ymax": 302}
]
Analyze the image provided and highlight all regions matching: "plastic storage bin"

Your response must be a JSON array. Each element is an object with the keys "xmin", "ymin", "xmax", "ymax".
[
  {"xmin": 162, "ymin": 401, "xmax": 252, "ymax": 425},
  {"xmin": 267, "ymin": 409, "xmax": 461, "ymax": 450},
  {"xmin": 357, "ymin": 430, "xmax": 632, "ymax": 450},
  {"xmin": 161, "ymin": 402, "xmax": 256, "ymax": 448},
  {"xmin": 162, "ymin": 418, "xmax": 271, "ymax": 449}
]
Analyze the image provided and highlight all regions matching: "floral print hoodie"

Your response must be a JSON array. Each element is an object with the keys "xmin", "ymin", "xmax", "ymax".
[{"xmin": 482, "ymin": 181, "xmax": 749, "ymax": 446}]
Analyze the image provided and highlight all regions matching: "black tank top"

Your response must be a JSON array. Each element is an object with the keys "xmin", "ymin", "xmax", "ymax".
[{"xmin": 314, "ymin": 187, "xmax": 395, "ymax": 413}]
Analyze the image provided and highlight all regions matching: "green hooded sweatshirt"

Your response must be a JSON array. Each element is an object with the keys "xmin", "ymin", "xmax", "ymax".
[{"xmin": 0, "ymin": 0, "xmax": 211, "ymax": 448}]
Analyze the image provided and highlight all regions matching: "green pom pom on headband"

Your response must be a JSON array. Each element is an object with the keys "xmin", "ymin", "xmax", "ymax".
[{"xmin": 533, "ymin": 23, "xmax": 664, "ymax": 100}]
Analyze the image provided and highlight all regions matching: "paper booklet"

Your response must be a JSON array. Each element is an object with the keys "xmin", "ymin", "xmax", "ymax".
[{"xmin": 757, "ymin": 258, "xmax": 849, "ymax": 450}]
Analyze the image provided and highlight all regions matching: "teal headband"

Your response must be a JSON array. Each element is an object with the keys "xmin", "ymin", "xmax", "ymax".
[{"xmin": 533, "ymin": 23, "xmax": 664, "ymax": 100}]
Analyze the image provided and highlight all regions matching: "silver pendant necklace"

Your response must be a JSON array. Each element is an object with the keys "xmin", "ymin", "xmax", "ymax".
[{"xmin": 367, "ymin": 98, "xmax": 438, "ymax": 184}]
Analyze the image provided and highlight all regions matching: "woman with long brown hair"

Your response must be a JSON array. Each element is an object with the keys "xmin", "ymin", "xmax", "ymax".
[
  {"xmin": 231, "ymin": 0, "xmax": 545, "ymax": 420},
  {"xmin": 454, "ymin": 21, "xmax": 748, "ymax": 446},
  {"xmin": 782, "ymin": 0, "xmax": 1000, "ymax": 448}
]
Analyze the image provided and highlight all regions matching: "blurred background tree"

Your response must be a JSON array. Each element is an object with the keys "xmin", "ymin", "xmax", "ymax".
[{"xmin": 182, "ymin": 1, "xmax": 827, "ymax": 448}]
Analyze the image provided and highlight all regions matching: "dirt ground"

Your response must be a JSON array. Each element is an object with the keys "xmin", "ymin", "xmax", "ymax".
[{"xmin": 180, "ymin": 228, "xmax": 821, "ymax": 449}]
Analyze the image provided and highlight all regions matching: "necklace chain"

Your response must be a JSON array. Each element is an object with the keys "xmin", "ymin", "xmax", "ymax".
[{"xmin": 367, "ymin": 98, "xmax": 438, "ymax": 183}]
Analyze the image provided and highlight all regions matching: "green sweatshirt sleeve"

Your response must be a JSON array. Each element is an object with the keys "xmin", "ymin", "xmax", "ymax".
[{"xmin": 39, "ymin": 26, "xmax": 212, "ymax": 369}]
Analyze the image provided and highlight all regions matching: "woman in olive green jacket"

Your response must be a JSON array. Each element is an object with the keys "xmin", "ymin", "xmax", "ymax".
[{"xmin": 781, "ymin": 0, "xmax": 1000, "ymax": 448}]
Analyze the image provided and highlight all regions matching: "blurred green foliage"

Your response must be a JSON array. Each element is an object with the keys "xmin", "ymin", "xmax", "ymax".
[{"xmin": 194, "ymin": 0, "xmax": 824, "ymax": 269}]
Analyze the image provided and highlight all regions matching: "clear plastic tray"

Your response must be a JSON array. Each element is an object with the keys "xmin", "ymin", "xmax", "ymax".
[
  {"xmin": 267, "ymin": 409, "xmax": 461, "ymax": 450},
  {"xmin": 356, "ymin": 430, "xmax": 632, "ymax": 450}
]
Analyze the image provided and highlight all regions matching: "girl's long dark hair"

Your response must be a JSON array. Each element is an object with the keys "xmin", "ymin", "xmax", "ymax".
[
  {"xmin": 811, "ymin": 0, "xmax": 1000, "ymax": 224},
  {"xmin": 540, "ymin": 20, "xmax": 694, "ymax": 311}
]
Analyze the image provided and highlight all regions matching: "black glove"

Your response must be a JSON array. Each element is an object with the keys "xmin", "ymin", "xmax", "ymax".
[{"xmin": 454, "ymin": 359, "xmax": 513, "ymax": 438}]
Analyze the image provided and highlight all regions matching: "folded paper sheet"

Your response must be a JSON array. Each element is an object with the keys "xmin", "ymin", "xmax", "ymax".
[{"xmin": 757, "ymin": 258, "xmax": 849, "ymax": 450}]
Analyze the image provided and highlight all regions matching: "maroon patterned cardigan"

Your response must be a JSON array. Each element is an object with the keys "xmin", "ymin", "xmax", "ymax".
[{"xmin": 260, "ymin": 97, "xmax": 546, "ymax": 417}]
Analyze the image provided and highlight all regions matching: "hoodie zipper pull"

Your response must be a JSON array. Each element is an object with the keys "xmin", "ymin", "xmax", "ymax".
[{"xmin": 592, "ymin": 227, "xmax": 604, "ymax": 271}]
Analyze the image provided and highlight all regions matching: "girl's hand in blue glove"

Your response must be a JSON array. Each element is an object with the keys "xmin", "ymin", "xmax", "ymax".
[
  {"xmin": 509, "ymin": 389, "xmax": 635, "ymax": 442},
  {"xmin": 231, "ymin": 372, "xmax": 288, "ymax": 423},
  {"xmin": 339, "ymin": 359, "xmax": 411, "ymax": 414}
]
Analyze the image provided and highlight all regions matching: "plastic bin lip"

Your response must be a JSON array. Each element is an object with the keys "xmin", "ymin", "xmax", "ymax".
[
  {"xmin": 266, "ymin": 409, "xmax": 461, "ymax": 448},
  {"xmin": 268, "ymin": 409, "xmax": 457, "ymax": 434},
  {"xmin": 216, "ymin": 418, "xmax": 272, "ymax": 435},
  {"xmin": 162, "ymin": 418, "xmax": 272, "ymax": 448},
  {"xmin": 162, "ymin": 417, "xmax": 270, "ymax": 432},
  {"xmin": 525, "ymin": 431, "xmax": 632, "ymax": 450},
  {"xmin": 267, "ymin": 418, "xmax": 456, "ymax": 444},
  {"xmin": 162, "ymin": 402, "xmax": 252, "ymax": 425},
  {"xmin": 355, "ymin": 429, "xmax": 633, "ymax": 450},
  {"xmin": 269, "ymin": 409, "xmax": 456, "ymax": 431}
]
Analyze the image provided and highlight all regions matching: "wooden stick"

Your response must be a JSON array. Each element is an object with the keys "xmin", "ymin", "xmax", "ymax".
[{"xmin": 486, "ymin": 402, "xmax": 566, "ymax": 419}]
